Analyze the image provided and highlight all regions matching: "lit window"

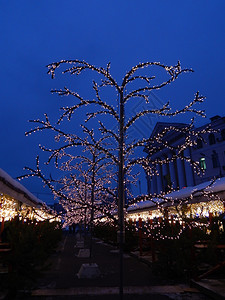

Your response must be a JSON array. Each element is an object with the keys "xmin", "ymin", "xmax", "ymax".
[{"xmin": 200, "ymin": 157, "xmax": 206, "ymax": 170}]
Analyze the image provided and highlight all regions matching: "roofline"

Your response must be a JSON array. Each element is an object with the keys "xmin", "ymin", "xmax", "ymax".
[{"xmin": 0, "ymin": 170, "xmax": 42, "ymax": 207}]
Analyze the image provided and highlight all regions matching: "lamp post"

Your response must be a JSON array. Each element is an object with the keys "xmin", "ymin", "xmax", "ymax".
[{"xmin": 118, "ymin": 89, "xmax": 125, "ymax": 300}]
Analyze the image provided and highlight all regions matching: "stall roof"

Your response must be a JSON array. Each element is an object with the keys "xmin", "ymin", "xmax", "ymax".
[
  {"xmin": 0, "ymin": 168, "xmax": 43, "ymax": 207},
  {"xmin": 127, "ymin": 177, "xmax": 225, "ymax": 212}
]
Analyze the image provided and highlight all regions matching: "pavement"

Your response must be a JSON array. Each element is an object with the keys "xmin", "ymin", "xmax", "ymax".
[
  {"xmin": 191, "ymin": 279, "xmax": 225, "ymax": 300},
  {"xmin": 12, "ymin": 231, "xmax": 225, "ymax": 299}
]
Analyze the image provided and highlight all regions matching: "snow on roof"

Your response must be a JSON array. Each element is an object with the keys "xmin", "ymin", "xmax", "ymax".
[
  {"xmin": 165, "ymin": 177, "xmax": 225, "ymax": 200},
  {"xmin": 127, "ymin": 198, "xmax": 164, "ymax": 212},
  {"xmin": 127, "ymin": 177, "xmax": 225, "ymax": 212},
  {"xmin": 0, "ymin": 168, "xmax": 43, "ymax": 207}
]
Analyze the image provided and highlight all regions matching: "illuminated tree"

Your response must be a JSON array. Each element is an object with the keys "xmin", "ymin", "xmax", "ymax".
[
  {"xmin": 21, "ymin": 59, "xmax": 211, "ymax": 299},
  {"xmin": 20, "ymin": 126, "xmax": 117, "ymax": 227},
  {"xmin": 59, "ymin": 126, "xmax": 117, "ymax": 257}
]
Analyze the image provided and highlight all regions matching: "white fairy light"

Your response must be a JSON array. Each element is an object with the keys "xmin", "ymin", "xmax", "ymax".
[{"xmin": 19, "ymin": 59, "xmax": 220, "ymax": 243}]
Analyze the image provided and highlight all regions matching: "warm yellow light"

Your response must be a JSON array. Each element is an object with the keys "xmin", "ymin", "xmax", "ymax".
[
  {"xmin": 0, "ymin": 193, "xmax": 58, "ymax": 222},
  {"xmin": 127, "ymin": 200, "xmax": 224, "ymax": 221}
]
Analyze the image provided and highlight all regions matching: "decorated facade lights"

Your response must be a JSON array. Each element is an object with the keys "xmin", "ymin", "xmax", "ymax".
[
  {"xmin": 0, "ymin": 194, "xmax": 19, "ymax": 221},
  {"xmin": 126, "ymin": 177, "xmax": 225, "ymax": 240},
  {"xmin": 0, "ymin": 193, "xmax": 57, "ymax": 223}
]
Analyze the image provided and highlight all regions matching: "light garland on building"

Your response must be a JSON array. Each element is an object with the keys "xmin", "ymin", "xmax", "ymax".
[{"xmin": 0, "ymin": 193, "xmax": 58, "ymax": 223}]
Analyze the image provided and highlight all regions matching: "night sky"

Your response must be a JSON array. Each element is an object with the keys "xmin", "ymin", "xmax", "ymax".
[{"xmin": 1, "ymin": 1, "xmax": 225, "ymax": 204}]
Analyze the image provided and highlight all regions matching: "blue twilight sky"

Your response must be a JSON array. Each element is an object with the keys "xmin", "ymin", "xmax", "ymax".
[{"xmin": 0, "ymin": 1, "xmax": 225, "ymax": 204}]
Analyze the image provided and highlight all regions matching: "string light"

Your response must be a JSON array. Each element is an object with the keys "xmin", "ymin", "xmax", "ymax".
[
  {"xmin": 18, "ymin": 59, "xmax": 223, "ymax": 240},
  {"xmin": 0, "ymin": 193, "xmax": 58, "ymax": 223}
]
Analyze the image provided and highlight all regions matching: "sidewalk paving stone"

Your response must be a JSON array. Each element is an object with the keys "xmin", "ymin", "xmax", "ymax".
[{"xmin": 19, "ymin": 232, "xmax": 218, "ymax": 299}]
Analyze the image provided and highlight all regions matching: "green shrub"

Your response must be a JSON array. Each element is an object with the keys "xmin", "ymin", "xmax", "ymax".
[
  {"xmin": 94, "ymin": 221, "xmax": 117, "ymax": 244},
  {"xmin": 0, "ymin": 217, "xmax": 62, "ymax": 292}
]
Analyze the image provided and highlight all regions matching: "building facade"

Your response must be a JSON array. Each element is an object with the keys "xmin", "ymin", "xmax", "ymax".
[{"xmin": 145, "ymin": 115, "xmax": 225, "ymax": 195}]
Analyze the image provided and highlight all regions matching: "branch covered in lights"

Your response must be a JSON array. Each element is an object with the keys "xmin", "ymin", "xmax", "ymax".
[{"xmin": 21, "ymin": 59, "xmax": 215, "ymax": 239}]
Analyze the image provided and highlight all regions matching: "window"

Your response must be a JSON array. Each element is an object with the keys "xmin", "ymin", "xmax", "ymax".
[
  {"xmin": 211, "ymin": 151, "xmax": 219, "ymax": 168},
  {"xmin": 209, "ymin": 133, "xmax": 216, "ymax": 145},
  {"xmin": 221, "ymin": 129, "xmax": 225, "ymax": 141},
  {"xmin": 200, "ymin": 157, "xmax": 206, "ymax": 170},
  {"xmin": 196, "ymin": 138, "xmax": 203, "ymax": 149}
]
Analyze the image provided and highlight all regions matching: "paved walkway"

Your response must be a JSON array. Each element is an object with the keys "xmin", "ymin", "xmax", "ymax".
[
  {"xmin": 25, "ymin": 232, "xmax": 213, "ymax": 299},
  {"xmin": 192, "ymin": 278, "xmax": 225, "ymax": 300}
]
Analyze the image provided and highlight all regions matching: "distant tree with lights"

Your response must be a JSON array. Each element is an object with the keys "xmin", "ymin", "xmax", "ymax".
[
  {"xmin": 21, "ymin": 59, "xmax": 211, "ymax": 299},
  {"xmin": 59, "ymin": 126, "xmax": 118, "ymax": 257},
  {"xmin": 20, "ymin": 126, "xmax": 117, "ymax": 228}
]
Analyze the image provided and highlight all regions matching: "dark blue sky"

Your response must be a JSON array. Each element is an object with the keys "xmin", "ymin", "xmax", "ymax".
[{"xmin": 1, "ymin": 1, "xmax": 225, "ymax": 203}]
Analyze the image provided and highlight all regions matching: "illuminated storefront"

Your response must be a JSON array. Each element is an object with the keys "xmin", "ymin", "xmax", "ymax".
[
  {"xmin": 127, "ymin": 177, "xmax": 225, "ymax": 221},
  {"xmin": 0, "ymin": 168, "xmax": 58, "ymax": 223}
]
